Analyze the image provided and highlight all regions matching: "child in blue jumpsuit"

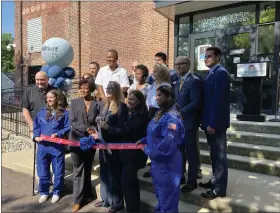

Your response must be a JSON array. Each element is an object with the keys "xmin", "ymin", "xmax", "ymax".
[
  {"xmin": 33, "ymin": 89, "xmax": 70, "ymax": 204},
  {"xmin": 137, "ymin": 85, "xmax": 185, "ymax": 213}
]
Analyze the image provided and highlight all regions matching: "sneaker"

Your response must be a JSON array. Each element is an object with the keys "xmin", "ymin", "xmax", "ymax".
[
  {"xmin": 39, "ymin": 195, "xmax": 48, "ymax": 203},
  {"xmin": 51, "ymin": 195, "xmax": 60, "ymax": 203}
]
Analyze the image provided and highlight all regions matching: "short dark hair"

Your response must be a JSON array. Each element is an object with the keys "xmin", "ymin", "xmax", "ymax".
[
  {"xmin": 155, "ymin": 52, "xmax": 167, "ymax": 62},
  {"xmin": 108, "ymin": 49, "xmax": 118, "ymax": 60},
  {"xmin": 78, "ymin": 78, "xmax": 96, "ymax": 92},
  {"xmin": 89, "ymin": 61, "xmax": 100, "ymax": 71},
  {"xmin": 206, "ymin": 47, "xmax": 222, "ymax": 58},
  {"xmin": 135, "ymin": 64, "xmax": 149, "ymax": 78}
]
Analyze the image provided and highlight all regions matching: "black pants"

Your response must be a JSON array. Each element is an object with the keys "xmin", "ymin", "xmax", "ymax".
[
  {"xmin": 101, "ymin": 149, "xmax": 141, "ymax": 212},
  {"xmin": 205, "ymin": 130, "xmax": 228, "ymax": 194},
  {"xmin": 120, "ymin": 150, "xmax": 140, "ymax": 212},
  {"xmin": 180, "ymin": 129, "xmax": 201, "ymax": 182},
  {"xmin": 70, "ymin": 147, "xmax": 96, "ymax": 204}
]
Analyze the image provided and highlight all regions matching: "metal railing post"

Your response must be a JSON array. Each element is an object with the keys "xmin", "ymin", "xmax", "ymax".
[{"xmin": 15, "ymin": 110, "xmax": 19, "ymax": 136}]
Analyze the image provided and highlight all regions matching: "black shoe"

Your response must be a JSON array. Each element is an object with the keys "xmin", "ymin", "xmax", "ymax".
[
  {"xmin": 180, "ymin": 177, "xmax": 186, "ymax": 185},
  {"xmin": 201, "ymin": 189, "xmax": 226, "ymax": 199},
  {"xmin": 181, "ymin": 183, "xmax": 197, "ymax": 192},
  {"xmin": 143, "ymin": 170, "xmax": 151, "ymax": 178},
  {"xmin": 197, "ymin": 169, "xmax": 203, "ymax": 179},
  {"xmin": 199, "ymin": 180, "xmax": 213, "ymax": 189}
]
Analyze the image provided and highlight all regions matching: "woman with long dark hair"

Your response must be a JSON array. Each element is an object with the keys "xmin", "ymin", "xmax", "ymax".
[
  {"xmin": 33, "ymin": 89, "xmax": 70, "ymax": 204},
  {"xmin": 93, "ymin": 81, "xmax": 128, "ymax": 213},
  {"xmin": 136, "ymin": 85, "xmax": 185, "ymax": 213},
  {"xmin": 93, "ymin": 90, "xmax": 149, "ymax": 212},
  {"xmin": 68, "ymin": 79, "xmax": 99, "ymax": 212}
]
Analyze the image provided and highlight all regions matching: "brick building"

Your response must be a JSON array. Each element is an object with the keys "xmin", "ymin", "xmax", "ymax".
[{"xmin": 14, "ymin": 1, "xmax": 174, "ymax": 87}]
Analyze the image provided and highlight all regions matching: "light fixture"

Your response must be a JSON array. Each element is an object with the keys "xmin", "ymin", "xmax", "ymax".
[{"xmin": 6, "ymin": 43, "xmax": 16, "ymax": 51}]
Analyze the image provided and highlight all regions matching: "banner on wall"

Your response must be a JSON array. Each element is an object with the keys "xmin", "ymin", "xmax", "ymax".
[{"xmin": 197, "ymin": 44, "xmax": 211, "ymax": 70}]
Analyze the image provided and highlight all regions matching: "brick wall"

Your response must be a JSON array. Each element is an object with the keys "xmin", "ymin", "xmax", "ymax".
[{"xmin": 15, "ymin": 1, "xmax": 174, "ymax": 85}]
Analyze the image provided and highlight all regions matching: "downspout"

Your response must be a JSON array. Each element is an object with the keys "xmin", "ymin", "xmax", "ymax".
[
  {"xmin": 20, "ymin": 1, "xmax": 24, "ymax": 87},
  {"xmin": 78, "ymin": 1, "xmax": 81, "ymax": 78},
  {"xmin": 167, "ymin": 19, "xmax": 170, "ymax": 66}
]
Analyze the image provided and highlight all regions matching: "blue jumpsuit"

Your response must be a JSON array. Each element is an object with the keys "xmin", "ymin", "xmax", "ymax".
[
  {"xmin": 141, "ymin": 110, "xmax": 185, "ymax": 213},
  {"xmin": 33, "ymin": 108, "xmax": 70, "ymax": 196}
]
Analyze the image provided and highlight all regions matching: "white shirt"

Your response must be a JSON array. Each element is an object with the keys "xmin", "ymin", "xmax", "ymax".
[
  {"xmin": 127, "ymin": 83, "xmax": 150, "ymax": 98},
  {"xmin": 95, "ymin": 65, "xmax": 130, "ymax": 95},
  {"xmin": 146, "ymin": 81, "xmax": 171, "ymax": 109}
]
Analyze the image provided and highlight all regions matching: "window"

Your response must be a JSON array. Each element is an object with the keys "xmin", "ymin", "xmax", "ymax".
[
  {"xmin": 27, "ymin": 17, "xmax": 42, "ymax": 52},
  {"xmin": 177, "ymin": 37, "xmax": 189, "ymax": 57},
  {"xmin": 259, "ymin": 2, "xmax": 275, "ymax": 23},
  {"xmin": 179, "ymin": 16, "xmax": 189, "ymax": 35},
  {"xmin": 193, "ymin": 5, "xmax": 255, "ymax": 33},
  {"xmin": 258, "ymin": 24, "xmax": 275, "ymax": 54}
]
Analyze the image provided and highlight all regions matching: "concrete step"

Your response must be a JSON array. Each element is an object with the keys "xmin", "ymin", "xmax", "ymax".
[
  {"xmin": 199, "ymin": 130, "xmax": 280, "ymax": 147},
  {"xmin": 138, "ymin": 164, "xmax": 280, "ymax": 213},
  {"xmin": 229, "ymin": 120, "xmax": 280, "ymax": 135},
  {"xmin": 140, "ymin": 189, "xmax": 213, "ymax": 212},
  {"xmin": 200, "ymin": 150, "xmax": 280, "ymax": 176},
  {"xmin": 64, "ymin": 155, "xmax": 280, "ymax": 212},
  {"xmin": 199, "ymin": 138, "xmax": 280, "ymax": 161},
  {"xmin": 63, "ymin": 170, "xmax": 211, "ymax": 212}
]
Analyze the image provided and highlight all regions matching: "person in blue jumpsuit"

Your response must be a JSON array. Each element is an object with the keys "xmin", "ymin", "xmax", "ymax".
[
  {"xmin": 137, "ymin": 85, "xmax": 185, "ymax": 213},
  {"xmin": 33, "ymin": 89, "xmax": 70, "ymax": 204}
]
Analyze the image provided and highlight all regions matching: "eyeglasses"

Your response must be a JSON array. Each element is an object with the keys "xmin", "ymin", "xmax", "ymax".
[{"xmin": 174, "ymin": 63, "xmax": 189, "ymax": 66}]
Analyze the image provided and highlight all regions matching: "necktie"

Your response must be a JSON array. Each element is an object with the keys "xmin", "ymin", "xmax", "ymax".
[{"xmin": 179, "ymin": 78, "xmax": 184, "ymax": 91}]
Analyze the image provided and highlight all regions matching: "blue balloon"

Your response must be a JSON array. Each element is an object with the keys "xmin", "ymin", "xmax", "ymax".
[
  {"xmin": 48, "ymin": 65, "xmax": 63, "ymax": 78},
  {"xmin": 41, "ymin": 37, "xmax": 74, "ymax": 68},
  {"xmin": 40, "ymin": 65, "xmax": 50, "ymax": 74},
  {"xmin": 63, "ymin": 67, "xmax": 75, "ymax": 79},
  {"xmin": 61, "ymin": 78, "xmax": 72, "ymax": 91},
  {"xmin": 54, "ymin": 77, "xmax": 65, "ymax": 88},
  {"xmin": 48, "ymin": 78, "xmax": 56, "ymax": 86}
]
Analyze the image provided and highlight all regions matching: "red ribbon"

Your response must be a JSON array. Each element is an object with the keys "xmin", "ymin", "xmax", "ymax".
[{"xmin": 40, "ymin": 135, "xmax": 145, "ymax": 150}]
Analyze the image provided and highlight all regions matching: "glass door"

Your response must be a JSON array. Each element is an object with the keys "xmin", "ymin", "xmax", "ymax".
[
  {"xmin": 221, "ymin": 25, "xmax": 257, "ymax": 78},
  {"xmin": 221, "ymin": 25, "xmax": 257, "ymax": 112},
  {"xmin": 189, "ymin": 30, "xmax": 223, "ymax": 77}
]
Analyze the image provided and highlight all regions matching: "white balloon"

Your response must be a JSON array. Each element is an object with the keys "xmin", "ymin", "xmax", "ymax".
[{"xmin": 41, "ymin": 37, "xmax": 74, "ymax": 68}]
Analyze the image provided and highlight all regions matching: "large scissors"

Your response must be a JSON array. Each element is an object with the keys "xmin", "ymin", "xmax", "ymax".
[{"xmin": 93, "ymin": 124, "xmax": 112, "ymax": 155}]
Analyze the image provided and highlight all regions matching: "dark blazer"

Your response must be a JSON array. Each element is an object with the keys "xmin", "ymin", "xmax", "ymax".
[
  {"xmin": 175, "ymin": 73, "xmax": 203, "ymax": 130},
  {"xmin": 99, "ymin": 101, "xmax": 129, "ymax": 142},
  {"xmin": 69, "ymin": 97, "xmax": 99, "ymax": 141},
  {"xmin": 106, "ymin": 110, "xmax": 150, "ymax": 168},
  {"xmin": 201, "ymin": 65, "xmax": 230, "ymax": 131}
]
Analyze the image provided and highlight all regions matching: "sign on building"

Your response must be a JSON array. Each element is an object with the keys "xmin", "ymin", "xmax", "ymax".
[
  {"xmin": 197, "ymin": 44, "xmax": 211, "ymax": 70},
  {"xmin": 236, "ymin": 62, "xmax": 268, "ymax": 78}
]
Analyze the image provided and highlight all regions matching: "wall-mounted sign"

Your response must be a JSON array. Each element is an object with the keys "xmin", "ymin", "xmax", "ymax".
[
  {"xmin": 230, "ymin": 49, "xmax": 245, "ymax": 55},
  {"xmin": 233, "ymin": 57, "xmax": 240, "ymax": 63},
  {"xmin": 197, "ymin": 44, "xmax": 211, "ymax": 71},
  {"xmin": 236, "ymin": 62, "xmax": 267, "ymax": 78}
]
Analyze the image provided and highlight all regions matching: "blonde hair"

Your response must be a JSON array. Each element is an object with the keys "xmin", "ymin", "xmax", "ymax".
[
  {"xmin": 105, "ymin": 81, "xmax": 122, "ymax": 114},
  {"xmin": 154, "ymin": 64, "xmax": 171, "ymax": 84}
]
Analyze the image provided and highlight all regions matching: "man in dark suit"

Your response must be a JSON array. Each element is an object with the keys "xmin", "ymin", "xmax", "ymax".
[
  {"xmin": 174, "ymin": 56, "xmax": 203, "ymax": 192},
  {"xmin": 200, "ymin": 47, "xmax": 230, "ymax": 199}
]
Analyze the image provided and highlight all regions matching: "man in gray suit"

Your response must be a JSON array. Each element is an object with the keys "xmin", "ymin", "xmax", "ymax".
[{"xmin": 174, "ymin": 56, "xmax": 203, "ymax": 192}]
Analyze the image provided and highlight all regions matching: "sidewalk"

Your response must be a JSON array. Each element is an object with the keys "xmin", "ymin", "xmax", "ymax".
[
  {"xmin": 2, "ymin": 149, "xmax": 210, "ymax": 212},
  {"xmin": 3, "ymin": 148, "xmax": 280, "ymax": 212}
]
